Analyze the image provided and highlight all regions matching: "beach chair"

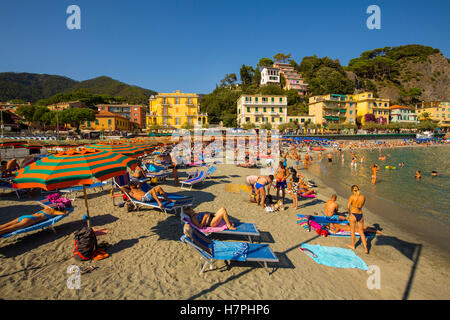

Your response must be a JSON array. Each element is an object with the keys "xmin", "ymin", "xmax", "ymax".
[
  {"xmin": 180, "ymin": 211, "xmax": 260, "ymax": 243},
  {"xmin": 0, "ymin": 177, "xmax": 21, "ymax": 199},
  {"xmin": 1, "ymin": 199, "xmax": 74, "ymax": 238},
  {"xmin": 59, "ymin": 181, "xmax": 109, "ymax": 200},
  {"xmin": 179, "ymin": 170, "xmax": 207, "ymax": 190},
  {"xmin": 205, "ymin": 165, "xmax": 216, "ymax": 178},
  {"xmin": 180, "ymin": 230, "xmax": 278, "ymax": 275},
  {"xmin": 112, "ymin": 173, "xmax": 193, "ymax": 216}
]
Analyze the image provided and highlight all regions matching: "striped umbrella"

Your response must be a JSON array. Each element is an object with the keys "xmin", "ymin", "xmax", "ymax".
[
  {"xmin": 14, "ymin": 148, "xmax": 137, "ymax": 227},
  {"xmin": 85, "ymin": 143, "xmax": 146, "ymax": 158}
]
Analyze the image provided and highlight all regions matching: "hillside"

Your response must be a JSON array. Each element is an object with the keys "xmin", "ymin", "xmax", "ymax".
[
  {"xmin": 0, "ymin": 73, "xmax": 157, "ymax": 105},
  {"xmin": 346, "ymin": 45, "xmax": 449, "ymax": 104}
]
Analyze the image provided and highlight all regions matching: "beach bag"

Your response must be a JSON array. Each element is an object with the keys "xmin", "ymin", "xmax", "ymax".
[{"xmin": 73, "ymin": 227, "xmax": 98, "ymax": 261}]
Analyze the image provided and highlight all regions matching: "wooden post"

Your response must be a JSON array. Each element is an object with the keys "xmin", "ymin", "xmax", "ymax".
[{"xmin": 82, "ymin": 184, "xmax": 91, "ymax": 228}]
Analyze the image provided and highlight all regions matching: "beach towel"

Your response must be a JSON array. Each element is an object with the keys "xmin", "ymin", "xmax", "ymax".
[
  {"xmin": 225, "ymin": 184, "xmax": 240, "ymax": 194},
  {"xmin": 213, "ymin": 240, "xmax": 249, "ymax": 261},
  {"xmin": 185, "ymin": 216, "xmax": 229, "ymax": 233},
  {"xmin": 300, "ymin": 243, "xmax": 368, "ymax": 270}
]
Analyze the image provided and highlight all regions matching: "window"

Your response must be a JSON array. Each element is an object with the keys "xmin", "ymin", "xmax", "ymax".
[
  {"xmin": 255, "ymin": 107, "xmax": 259, "ymax": 112},
  {"xmin": 175, "ymin": 98, "xmax": 179, "ymax": 104},
  {"xmin": 279, "ymin": 98, "xmax": 282, "ymax": 102},
  {"xmin": 289, "ymin": 118, "xmax": 292, "ymax": 122},
  {"xmin": 163, "ymin": 98, "xmax": 166, "ymax": 104},
  {"xmin": 87, "ymin": 121, "xmax": 90, "ymax": 127},
  {"xmin": 247, "ymin": 107, "xmax": 250, "ymax": 112},
  {"xmin": 108, "ymin": 119, "xmax": 111, "ymax": 125},
  {"xmin": 95, "ymin": 120, "xmax": 99, "ymax": 125},
  {"xmin": 373, "ymin": 102, "xmax": 377, "ymax": 107},
  {"xmin": 263, "ymin": 107, "xmax": 267, "ymax": 112},
  {"xmin": 176, "ymin": 118, "xmax": 179, "ymax": 125},
  {"xmin": 245, "ymin": 117, "xmax": 250, "ymax": 122},
  {"xmin": 349, "ymin": 110, "xmax": 353, "ymax": 114},
  {"xmin": 301, "ymin": 119, "xmax": 305, "ymax": 123},
  {"xmin": 271, "ymin": 97, "xmax": 274, "ymax": 102},
  {"xmin": 271, "ymin": 107, "xmax": 274, "ymax": 112},
  {"xmin": 134, "ymin": 113, "xmax": 137, "ymax": 117},
  {"xmin": 279, "ymin": 107, "xmax": 283, "ymax": 112},
  {"xmin": 255, "ymin": 117, "xmax": 259, "ymax": 122},
  {"xmin": 187, "ymin": 98, "xmax": 191, "ymax": 104},
  {"xmin": 273, "ymin": 117, "xmax": 276, "ymax": 122},
  {"xmin": 279, "ymin": 117, "xmax": 282, "ymax": 122},
  {"xmin": 255, "ymin": 97, "xmax": 258, "ymax": 102}
]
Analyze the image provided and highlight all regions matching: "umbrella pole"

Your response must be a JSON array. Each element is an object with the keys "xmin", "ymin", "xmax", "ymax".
[{"xmin": 83, "ymin": 185, "xmax": 91, "ymax": 228}]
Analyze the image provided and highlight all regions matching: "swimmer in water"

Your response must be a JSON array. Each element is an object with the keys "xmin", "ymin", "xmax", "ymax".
[
  {"xmin": 415, "ymin": 170, "xmax": 421, "ymax": 179},
  {"xmin": 370, "ymin": 164, "xmax": 380, "ymax": 184},
  {"xmin": 431, "ymin": 171, "xmax": 438, "ymax": 176}
]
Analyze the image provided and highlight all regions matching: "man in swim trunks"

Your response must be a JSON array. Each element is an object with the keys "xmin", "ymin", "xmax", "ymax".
[
  {"xmin": 0, "ymin": 206, "xmax": 70, "ymax": 237},
  {"xmin": 120, "ymin": 181, "xmax": 174, "ymax": 208},
  {"xmin": 327, "ymin": 153, "xmax": 333, "ymax": 163},
  {"xmin": 346, "ymin": 185, "xmax": 368, "ymax": 254},
  {"xmin": 275, "ymin": 161, "xmax": 289, "ymax": 204},
  {"xmin": 323, "ymin": 194, "xmax": 346, "ymax": 221},
  {"xmin": 254, "ymin": 175, "xmax": 274, "ymax": 209}
]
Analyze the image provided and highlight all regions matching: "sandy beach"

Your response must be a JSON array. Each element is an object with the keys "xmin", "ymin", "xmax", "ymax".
[{"xmin": 0, "ymin": 151, "xmax": 449, "ymax": 300}]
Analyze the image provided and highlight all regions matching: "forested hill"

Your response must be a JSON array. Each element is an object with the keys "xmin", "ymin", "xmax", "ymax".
[{"xmin": 0, "ymin": 73, "xmax": 157, "ymax": 105}]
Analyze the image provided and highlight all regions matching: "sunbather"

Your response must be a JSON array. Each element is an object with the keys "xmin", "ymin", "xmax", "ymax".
[
  {"xmin": 119, "ymin": 180, "xmax": 174, "ymax": 208},
  {"xmin": 132, "ymin": 161, "xmax": 146, "ymax": 180},
  {"xmin": 0, "ymin": 206, "xmax": 70, "ymax": 237},
  {"xmin": 184, "ymin": 206, "xmax": 236, "ymax": 230},
  {"xmin": 326, "ymin": 223, "xmax": 383, "ymax": 235}
]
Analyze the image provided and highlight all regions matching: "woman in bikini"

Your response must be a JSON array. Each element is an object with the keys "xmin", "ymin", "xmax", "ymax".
[
  {"xmin": 0, "ymin": 206, "xmax": 70, "ymax": 237},
  {"xmin": 184, "ymin": 207, "xmax": 236, "ymax": 230},
  {"xmin": 346, "ymin": 185, "xmax": 369, "ymax": 254},
  {"xmin": 255, "ymin": 175, "xmax": 274, "ymax": 209}
]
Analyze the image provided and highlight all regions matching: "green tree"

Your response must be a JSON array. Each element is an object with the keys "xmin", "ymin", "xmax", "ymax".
[
  {"xmin": 257, "ymin": 58, "xmax": 274, "ymax": 70},
  {"xmin": 222, "ymin": 113, "xmax": 237, "ymax": 127},
  {"xmin": 260, "ymin": 122, "xmax": 272, "ymax": 130},
  {"xmin": 239, "ymin": 65, "xmax": 255, "ymax": 86},
  {"xmin": 273, "ymin": 53, "xmax": 292, "ymax": 64},
  {"xmin": 60, "ymin": 108, "xmax": 96, "ymax": 133},
  {"xmin": 220, "ymin": 73, "xmax": 238, "ymax": 87},
  {"xmin": 242, "ymin": 122, "xmax": 256, "ymax": 130}
]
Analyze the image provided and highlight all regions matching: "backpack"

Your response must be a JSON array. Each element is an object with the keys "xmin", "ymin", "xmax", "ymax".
[{"xmin": 73, "ymin": 227, "xmax": 98, "ymax": 261}]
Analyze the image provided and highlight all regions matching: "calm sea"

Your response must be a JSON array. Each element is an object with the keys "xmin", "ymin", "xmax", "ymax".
[{"xmin": 308, "ymin": 145, "xmax": 450, "ymax": 249}]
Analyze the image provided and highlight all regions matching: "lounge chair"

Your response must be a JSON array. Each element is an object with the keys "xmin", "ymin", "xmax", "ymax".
[
  {"xmin": 59, "ymin": 181, "xmax": 109, "ymax": 200},
  {"xmin": 112, "ymin": 173, "xmax": 193, "ymax": 216},
  {"xmin": 180, "ymin": 230, "xmax": 278, "ymax": 275},
  {"xmin": 1, "ymin": 199, "xmax": 74, "ymax": 238},
  {"xmin": 180, "ymin": 170, "xmax": 207, "ymax": 190},
  {"xmin": 180, "ymin": 212, "xmax": 260, "ymax": 243},
  {"xmin": 205, "ymin": 165, "xmax": 216, "ymax": 178},
  {"xmin": 0, "ymin": 178, "xmax": 21, "ymax": 199}
]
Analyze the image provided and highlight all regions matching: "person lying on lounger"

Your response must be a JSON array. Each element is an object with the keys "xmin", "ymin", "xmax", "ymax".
[
  {"xmin": 325, "ymin": 223, "xmax": 383, "ymax": 235},
  {"xmin": 299, "ymin": 178, "xmax": 316, "ymax": 195},
  {"xmin": 183, "ymin": 206, "xmax": 236, "ymax": 230},
  {"xmin": 0, "ymin": 206, "xmax": 71, "ymax": 237},
  {"xmin": 119, "ymin": 180, "xmax": 174, "ymax": 208}
]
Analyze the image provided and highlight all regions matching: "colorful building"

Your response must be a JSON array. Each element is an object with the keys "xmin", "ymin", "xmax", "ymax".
[
  {"xmin": 47, "ymin": 100, "xmax": 88, "ymax": 111},
  {"xmin": 389, "ymin": 105, "xmax": 418, "ymax": 123},
  {"xmin": 273, "ymin": 63, "xmax": 308, "ymax": 96},
  {"xmin": 237, "ymin": 94, "xmax": 288, "ymax": 129},
  {"xmin": 81, "ymin": 111, "xmax": 134, "ymax": 131},
  {"xmin": 308, "ymin": 94, "xmax": 357, "ymax": 126},
  {"xmin": 96, "ymin": 104, "xmax": 147, "ymax": 128},
  {"xmin": 415, "ymin": 101, "xmax": 450, "ymax": 128},
  {"xmin": 350, "ymin": 92, "xmax": 390, "ymax": 124},
  {"xmin": 146, "ymin": 90, "xmax": 208, "ymax": 129},
  {"xmin": 260, "ymin": 67, "xmax": 281, "ymax": 86}
]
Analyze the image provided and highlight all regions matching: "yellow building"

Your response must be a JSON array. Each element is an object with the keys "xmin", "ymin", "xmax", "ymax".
[
  {"xmin": 237, "ymin": 94, "xmax": 288, "ymax": 129},
  {"xmin": 47, "ymin": 100, "xmax": 87, "ymax": 111},
  {"xmin": 415, "ymin": 101, "xmax": 450, "ymax": 128},
  {"xmin": 81, "ymin": 111, "xmax": 133, "ymax": 131},
  {"xmin": 146, "ymin": 90, "xmax": 208, "ymax": 129},
  {"xmin": 350, "ymin": 92, "xmax": 390, "ymax": 124},
  {"xmin": 308, "ymin": 94, "xmax": 357, "ymax": 126}
]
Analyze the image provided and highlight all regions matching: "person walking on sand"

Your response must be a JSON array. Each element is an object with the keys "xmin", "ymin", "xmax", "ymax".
[
  {"xmin": 327, "ymin": 153, "xmax": 333, "ymax": 163},
  {"xmin": 346, "ymin": 185, "xmax": 368, "ymax": 254}
]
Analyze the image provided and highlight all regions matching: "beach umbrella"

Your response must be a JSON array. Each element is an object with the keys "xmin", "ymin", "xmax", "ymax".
[
  {"xmin": 85, "ymin": 143, "xmax": 146, "ymax": 158},
  {"xmin": 13, "ymin": 148, "xmax": 137, "ymax": 227}
]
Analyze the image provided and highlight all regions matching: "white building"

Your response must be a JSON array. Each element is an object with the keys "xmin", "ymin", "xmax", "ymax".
[
  {"xmin": 260, "ymin": 67, "xmax": 280, "ymax": 86},
  {"xmin": 389, "ymin": 105, "xmax": 418, "ymax": 123}
]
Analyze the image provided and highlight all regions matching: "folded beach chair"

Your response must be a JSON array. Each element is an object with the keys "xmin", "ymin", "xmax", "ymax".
[
  {"xmin": 112, "ymin": 174, "xmax": 193, "ymax": 216},
  {"xmin": 1, "ymin": 199, "xmax": 74, "ymax": 238},
  {"xmin": 0, "ymin": 178, "xmax": 21, "ymax": 199},
  {"xmin": 59, "ymin": 181, "xmax": 109, "ymax": 199},
  {"xmin": 180, "ymin": 170, "xmax": 207, "ymax": 190},
  {"xmin": 180, "ymin": 230, "xmax": 278, "ymax": 274},
  {"xmin": 180, "ymin": 211, "xmax": 260, "ymax": 242}
]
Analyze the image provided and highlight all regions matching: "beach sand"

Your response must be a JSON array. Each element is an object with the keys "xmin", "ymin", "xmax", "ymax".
[{"xmin": 0, "ymin": 157, "xmax": 449, "ymax": 300}]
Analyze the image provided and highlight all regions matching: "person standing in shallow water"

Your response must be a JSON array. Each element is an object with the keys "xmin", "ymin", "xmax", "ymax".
[{"xmin": 347, "ymin": 185, "xmax": 368, "ymax": 254}]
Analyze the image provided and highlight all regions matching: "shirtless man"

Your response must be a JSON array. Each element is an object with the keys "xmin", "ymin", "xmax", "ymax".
[
  {"xmin": 254, "ymin": 175, "xmax": 274, "ymax": 209},
  {"xmin": 327, "ymin": 153, "xmax": 333, "ymax": 163},
  {"xmin": 275, "ymin": 161, "xmax": 290, "ymax": 203},
  {"xmin": 324, "ymin": 194, "xmax": 346, "ymax": 221},
  {"xmin": 346, "ymin": 185, "xmax": 368, "ymax": 254},
  {"xmin": 120, "ymin": 181, "xmax": 174, "ymax": 208},
  {"xmin": 370, "ymin": 164, "xmax": 379, "ymax": 184},
  {"xmin": 245, "ymin": 175, "xmax": 259, "ymax": 202}
]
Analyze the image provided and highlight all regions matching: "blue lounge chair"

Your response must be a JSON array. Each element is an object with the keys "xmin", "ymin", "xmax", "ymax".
[
  {"xmin": 180, "ymin": 212, "xmax": 260, "ymax": 243},
  {"xmin": 0, "ymin": 178, "xmax": 21, "ymax": 199},
  {"xmin": 205, "ymin": 166, "xmax": 217, "ymax": 178},
  {"xmin": 112, "ymin": 174, "xmax": 193, "ymax": 216},
  {"xmin": 180, "ymin": 231, "xmax": 278, "ymax": 274},
  {"xmin": 1, "ymin": 199, "xmax": 74, "ymax": 238},
  {"xmin": 180, "ymin": 170, "xmax": 207, "ymax": 190}
]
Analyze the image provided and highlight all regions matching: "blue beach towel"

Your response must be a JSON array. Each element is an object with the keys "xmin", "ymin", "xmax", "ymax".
[
  {"xmin": 212, "ymin": 241, "xmax": 249, "ymax": 261},
  {"xmin": 300, "ymin": 243, "xmax": 368, "ymax": 270}
]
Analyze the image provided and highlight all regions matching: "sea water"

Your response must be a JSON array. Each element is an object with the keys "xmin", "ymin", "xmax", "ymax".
[{"xmin": 309, "ymin": 145, "xmax": 450, "ymax": 251}]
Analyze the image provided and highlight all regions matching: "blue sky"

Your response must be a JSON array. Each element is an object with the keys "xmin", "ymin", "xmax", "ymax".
[{"xmin": 0, "ymin": 0, "xmax": 449, "ymax": 94}]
